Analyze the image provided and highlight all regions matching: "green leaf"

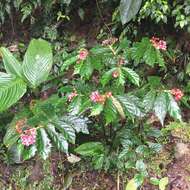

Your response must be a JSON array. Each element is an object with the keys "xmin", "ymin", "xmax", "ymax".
[
  {"xmin": 136, "ymin": 160, "xmax": 146, "ymax": 172},
  {"xmin": 47, "ymin": 124, "xmax": 68, "ymax": 153},
  {"xmin": 0, "ymin": 47, "xmax": 22, "ymax": 78},
  {"xmin": 0, "ymin": 72, "xmax": 27, "ymax": 112},
  {"xmin": 3, "ymin": 124, "xmax": 20, "ymax": 148},
  {"xmin": 37, "ymin": 128, "xmax": 52, "ymax": 160},
  {"xmin": 63, "ymin": 115, "xmax": 89, "ymax": 134},
  {"xmin": 131, "ymin": 38, "xmax": 150, "ymax": 64},
  {"xmin": 120, "ymin": 0, "xmax": 142, "ymax": 25},
  {"xmin": 23, "ymin": 145, "xmax": 37, "ymax": 161},
  {"xmin": 101, "ymin": 68, "xmax": 115, "ymax": 86},
  {"xmin": 125, "ymin": 178, "xmax": 137, "ymax": 190},
  {"xmin": 75, "ymin": 142, "xmax": 104, "ymax": 156},
  {"xmin": 22, "ymin": 39, "xmax": 53, "ymax": 88},
  {"xmin": 104, "ymin": 98, "xmax": 118, "ymax": 124},
  {"xmin": 61, "ymin": 56, "xmax": 78, "ymax": 71},
  {"xmin": 143, "ymin": 46, "xmax": 157, "ymax": 66},
  {"xmin": 90, "ymin": 104, "xmax": 104, "ymax": 116},
  {"xmin": 55, "ymin": 118, "xmax": 76, "ymax": 144},
  {"xmin": 166, "ymin": 93, "xmax": 182, "ymax": 121},
  {"xmin": 79, "ymin": 57, "xmax": 93, "ymax": 79},
  {"xmin": 159, "ymin": 177, "xmax": 169, "ymax": 190},
  {"xmin": 111, "ymin": 96, "xmax": 125, "ymax": 120},
  {"xmin": 93, "ymin": 154, "xmax": 105, "ymax": 169},
  {"xmin": 143, "ymin": 91, "xmax": 156, "ymax": 113},
  {"xmin": 117, "ymin": 95, "xmax": 144, "ymax": 117},
  {"xmin": 154, "ymin": 92, "xmax": 168, "ymax": 126},
  {"xmin": 122, "ymin": 67, "xmax": 140, "ymax": 86}
]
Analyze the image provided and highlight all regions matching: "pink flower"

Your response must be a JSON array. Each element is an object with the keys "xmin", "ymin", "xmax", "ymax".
[
  {"xmin": 170, "ymin": 88, "xmax": 184, "ymax": 101},
  {"xmin": 90, "ymin": 91, "xmax": 105, "ymax": 104},
  {"xmin": 112, "ymin": 70, "xmax": 119, "ymax": 78},
  {"xmin": 78, "ymin": 49, "xmax": 89, "ymax": 60},
  {"xmin": 102, "ymin": 37, "xmax": 118, "ymax": 46},
  {"xmin": 68, "ymin": 91, "xmax": 78, "ymax": 102},
  {"xmin": 150, "ymin": 37, "xmax": 167, "ymax": 50},
  {"xmin": 105, "ymin": 91, "xmax": 112, "ymax": 98},
  {"xmin": 158, "ymin": 40, "xmax": 167, "ymax": 50},
  {"xmin": 20, "ymin": 128, "xmax": 36, "ymax": 146},
  {"xmin": 118, "ymin": 58, "xmax": 125, "ymax": 65}
]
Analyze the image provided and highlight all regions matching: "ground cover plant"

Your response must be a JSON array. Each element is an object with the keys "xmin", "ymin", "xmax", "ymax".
[{"xmin": 0, "ymin": 0, "xmax": 190, "ymax": 190}]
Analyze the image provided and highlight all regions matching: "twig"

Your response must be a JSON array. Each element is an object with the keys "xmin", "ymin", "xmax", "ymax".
[{"xmin": 95, "ymin": 0, "xmax": 112, "ymax": 37}]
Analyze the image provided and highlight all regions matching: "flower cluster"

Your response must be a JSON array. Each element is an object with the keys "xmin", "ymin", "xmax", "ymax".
[
  {"xmin": 150, "ymin": 37, "xmax": 167, "ymax": 50},
  {"xmin": 112, "ymin": 70, "xmax": 119, "ymax": 78},
  {"xmin": 90, "ymin": 91, "xmax": 112, "ymax": 104},
  {"xmin": 170, "ymin": 88, "xmax": 184, "ymax": 101},
  {"xmin": 20, "ymin": 128, "xmax": 37, "ymax": 146},
  {"xmin": 78, "ymin": 49, "xmax": 89, "ymax": 61},
  {"xmin": 68, "ymin": 91, "xmax": 78, "ymax": 102},
  {"xmin": 102, "ymin": 37, "xmax": 118, "ymax": 46}
]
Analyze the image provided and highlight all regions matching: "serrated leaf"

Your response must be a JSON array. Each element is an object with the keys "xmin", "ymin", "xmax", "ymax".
[
  {"xmin": 104, "ymin": 98, "xmax": 118, "ymax": 124},
  {"xmin": 75, "ymin": 142, "xmax": 104, "ymax": 156},
  {"xmin": 0, "ymin": 72, "xmax": 27, "ymax": 112},
  {"xmin": 166, "ymin": 93, "xmax": 182, "ymax": 121},
  {"xmin": 0, "ymin": 47, "xmax": 22, "ymax": 78},
  {"xmin": 101, "ymin": 68, "xmax": 115, "ymax": 86},
  {"xmin": 22, "ymin": 39, "xmax": 53, "ymax": 88},
  {"xmin": 55, "ymin": 118, "xmax": 76, "ymax": 144},
  {"xmin": 37, "ymin": 128, "xmax": 52, "ymax": 160},
  {"xmin": 90, "ymin": 104, "xmax": 104, "ymax": 116},
  {"xmin": 62, "ymin": 115, "xmax": 89, "ymax": 134},
  {"xmin": 143, "ymin": 91, "xmax": 156, "ymax": 113},
  {"xmin": 111, "ymin": 96, "xmax": 125, "ymax": 119},
  {"xmin": 120, "ymin": 0, "xmax": 142, "ymax": 25},
  {"xmin": 117, "ymin": 94, "xmax": 144, "ymax": 117},
  {"xmin": 23, "ymin": 145, "xmax": 37, "ymax": 161},
  {"xmin": 122, "ymin": 67, "xmax": 140, "ymax": 86},
  {"xmin": 61, "ymin": 56, "xmax": 78, "ymax": 71},
  {"xmin": 154, "ymin": 92, "xmax": 168, "ymax": 126},
  {"xmin": 47, "ymin": 124, "xmax": 68, "ymax": 153}
]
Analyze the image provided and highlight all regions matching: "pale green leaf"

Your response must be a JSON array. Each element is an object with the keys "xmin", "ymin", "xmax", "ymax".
[
  {"xmin": 0, "ymin": 72, "xmax": 27, "ymax": 112},
  {"xmin": 0, "ymin": 47, "xmax": 22, "ymax": 78},
  {"xmin": 22, "ymin": 39, "xmax": 53, "ymax": 88}
]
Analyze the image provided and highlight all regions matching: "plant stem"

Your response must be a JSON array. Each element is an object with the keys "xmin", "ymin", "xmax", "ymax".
[{"xmin": 108, "ymin": 45, "xmax": 117, "ymax": 56}]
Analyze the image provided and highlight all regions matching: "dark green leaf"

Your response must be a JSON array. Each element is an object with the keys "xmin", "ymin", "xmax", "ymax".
[
  {"xmin": 37, "ymin": 128, "xmax": 52, "ymax": 160},
  {"xmin": 120, "ymin": 0, "xmax": 142, "ymax": 25}
]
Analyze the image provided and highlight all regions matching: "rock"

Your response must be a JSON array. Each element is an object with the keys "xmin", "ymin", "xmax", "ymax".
[{"xmin": 174, "ymin": 142, "xmax": 190, "ymax": 159}]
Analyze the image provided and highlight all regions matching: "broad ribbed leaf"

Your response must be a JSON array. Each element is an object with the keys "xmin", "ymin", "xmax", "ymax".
[
  {"xmin": 37, "ymin": 128, "xmax": 52, "ymax": 160},
  {"xmin": 116, "ymin": 95, "xmax": 144, "ymax": 117},
  {"xmin": 120, "ymin": 0, "xmax": 142, "ymax": 25},
  {"xmin": 153, "ymin": 92, "xmax": 168, "ymax": 126},
  {"xmin": 3, "ymin": 124, "xmax": 19, "ymax": 148},
  {"xmin": 0, "ymin": 72, "xmax": 27, "ymax": 112},
  {"xmin": 122, "ymin": 67, "xmax": 140, "ymax": 86},
  {"xmin": 22, "ymin": 39, "xmax": 53, "ymax": 88},
  {"xmin": 47, "ymin": 124, "xmax": 68, "ymax": 153},
  {"xmin": 166, "ymin": 93, "xmax": 182, "ymax": 121},
  {"xmin": 0, "ymin": 47, "xmax": 22, "ymax": 78}
]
